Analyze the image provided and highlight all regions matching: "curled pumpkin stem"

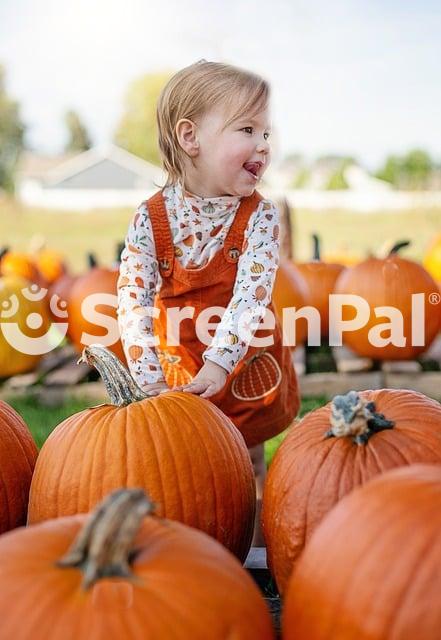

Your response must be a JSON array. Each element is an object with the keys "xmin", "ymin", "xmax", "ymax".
[
  {"xmin": 325, "ymin": 390, "xmax": 395, "ymax": 445},
  {"xmin": 57, "ymin": 488, "xmax": 155, "ymax": 589},
  {"xmin": 78, "ymin": 344, "xmax": 147, "ymax": 406}
]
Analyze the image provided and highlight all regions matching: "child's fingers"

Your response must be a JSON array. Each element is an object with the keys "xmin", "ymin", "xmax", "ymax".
[
  {"xmin": 200, "ymin": 384, "xmax": 218, "ymax": 398},
  {"xmin": 182, "ymin": 382, "xmax": 208, "ymax": 394}
]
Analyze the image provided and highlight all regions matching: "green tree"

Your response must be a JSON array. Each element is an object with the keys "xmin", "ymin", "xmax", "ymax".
[
  {"xmin": 0, "ymin": 64, "xmax": 25, "ymax": 193},
  {"xmin": 376, "ymin": 149, "xmax": 433, "ymax": 189},
  {"xmin": 401, "ymin": 149, "xmax": 433, "ymax": 190},
  {"xmin": 376, "ymin": 155, "xmax": 402, "ymax": 186},
  {"xmin": 113, "ymin": 70, "xmax": 174, "ymax": 165},
  {"xmin": 325, "ymin": 158, "xmax": 353, "ymax": 190},
  {"xmin": 64, "ymin": 109, "xmax": 92, "ymax": 153}
]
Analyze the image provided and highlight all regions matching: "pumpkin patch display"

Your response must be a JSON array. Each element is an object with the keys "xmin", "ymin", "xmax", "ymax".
[
  {"xmin": 262, "ymin": 388, "xmax": 441, "ymax": 594},
  {"xmin": 334, "ymin": 240, "xmax": 440, "ymax": 359},
  {"xmin": 283, "ymin": 464, "xmax": 441, "ymax": 640},
  {"xmin": 296, "ymin": 234, "xmax": 345, "ymax": 338},
  {"xmin": 1, "ymin": 489, "xmax": 275, "ymax": 640},
  {"xmin": 0, "ymin": 400, "xmax": 38, "ymax": 533},
  {"xmin": 28, "ymin": 345, "xmax": 256, "ymax": 562}
]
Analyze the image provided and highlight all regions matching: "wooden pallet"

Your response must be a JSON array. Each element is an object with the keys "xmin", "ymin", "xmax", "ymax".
[
  {"xmin": 293, "ymin": 335, "xmax": 441, "ymax": 401},
  {"xmin": 0, "ymin": 345, "xmax": 106, "ymax": 404},
  {"xmin": 1, "ymin": 336, "xmax": 440, "ymax": 404}
]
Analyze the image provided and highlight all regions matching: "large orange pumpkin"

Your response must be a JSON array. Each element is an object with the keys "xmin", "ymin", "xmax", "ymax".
[
  {"xmin": 67, "ymin": 255, "xmax": 126, "ymax": 363},
  {"xmin": 283, "ymin": 464, "xmax": 441, "ymax": 640},
  {"xmin": 296, "ymin": 234, "xmax": 345, "ymax": 338},
  {"xmin": 0, "ymin": 400, "xmax": 38, "ymax": 533},
  {"xmin": 262, "ymin": 388, "xmax": 441, "ymax": 594},
  {"xmin": 272, "ymin": 260, "xmax": 310, "ymax": 347},
  {"xmin": 1, "ymin": 489, "xmax": 274, "ymax": 640},
  {"xmin": 334, "ymin": 241, "xmax": 441, "ymax": 359},
  {"xmin": 28, "ymin": 345, "xmax": 256, "ymax": 562},
  {"xmin": 0, "ymin": 274, "xmax": 51, "ymax": 377}
]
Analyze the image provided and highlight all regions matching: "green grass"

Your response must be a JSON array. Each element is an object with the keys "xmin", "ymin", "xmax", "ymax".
[
  {"xmin": 7, "ymin": 393, "xmax": 328, "ymax": 462},
  {"xmin": 0, "ymin": 198, "xmax": 439, "ymax": 272},
  {"xmin": 264, "ymin": 396, "xmax": 327, "ymax": 466}
]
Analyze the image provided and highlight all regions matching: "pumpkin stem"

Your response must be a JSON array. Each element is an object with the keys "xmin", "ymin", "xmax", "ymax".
[
  {"xmin": 57, "ymin": 489, "xmax": 154, "ymax": 589},
  {"xmin": 324, "ymin": 390, "xmax": 395, "ymax": 445},
  {"xmin": 87, "ymin": 253, "xmax": 98, "ymax": 269},
  {"xmin": 78, "ymin": 344, "xmax": 147, "ymax": 406},
  {"xmin": 0, "ymin": 246, "xmax": 9, "ymax": 261},
  {"xmin": 389, "ymin": 240, "xmax": 411, "ymax": 255},
  {"xmin": 312, "ymin": 234, "xmax": 321, "ymax": 261}
]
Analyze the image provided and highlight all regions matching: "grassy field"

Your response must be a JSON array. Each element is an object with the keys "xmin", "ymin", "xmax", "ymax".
[
  {"xmin": 7, "ymin": 394, "xmax": 327, "ymax": 464},
  {"xmin": 1, "ymin": 197, "xmax": 439, "ymax": 272}
]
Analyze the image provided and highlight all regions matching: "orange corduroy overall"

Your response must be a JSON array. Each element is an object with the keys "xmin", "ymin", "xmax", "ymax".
[{"xmin": 148, "ymin": 189, "xmax": 300, "ymax": 447}]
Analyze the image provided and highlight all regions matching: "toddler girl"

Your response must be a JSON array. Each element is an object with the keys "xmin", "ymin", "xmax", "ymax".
[{"xmin": 117, "ymin": 60, "xmax": 300, "ymax": 545}]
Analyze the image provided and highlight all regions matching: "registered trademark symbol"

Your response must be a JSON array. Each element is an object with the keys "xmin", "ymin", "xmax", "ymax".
[{"xmin": 429, "ymin": 292, "xmax": 441, "ymax": 305}]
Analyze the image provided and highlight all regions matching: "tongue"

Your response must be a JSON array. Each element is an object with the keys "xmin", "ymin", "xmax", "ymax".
[{"xmin": 243, "ymin": 162, "xmax": 258, "ymax": 175}]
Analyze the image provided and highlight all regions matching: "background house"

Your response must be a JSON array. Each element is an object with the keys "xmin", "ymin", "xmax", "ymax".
[{"xmin": 16, "ymin": 144, "xmax": 166, "ymax": 210}]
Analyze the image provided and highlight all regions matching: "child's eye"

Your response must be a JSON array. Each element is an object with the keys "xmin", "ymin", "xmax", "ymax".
[{"xmin": 241, "ymin": 127, "xmax": 271, "ymax": 140}]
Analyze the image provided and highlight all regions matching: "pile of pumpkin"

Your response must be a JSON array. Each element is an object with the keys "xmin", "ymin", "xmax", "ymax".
[
  {"xmin": 273, "ymin": 233, "xmax": 441, "ymax": 359},
  {"xmin": 0, "ymin": 240, "xmax": 126, "ymax": 379},
  {"xmin": 2, "ymin": 232, "xmax": 440, "ymax": 383},
  {"xmin": 1, "ymin": 340, "xmax": 441, "ymax": 638}
]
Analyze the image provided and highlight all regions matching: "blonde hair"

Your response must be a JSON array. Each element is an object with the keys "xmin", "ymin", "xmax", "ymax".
[{"xmin": 156, "ymin": 60, "xmax": 270, "ymax": 188}]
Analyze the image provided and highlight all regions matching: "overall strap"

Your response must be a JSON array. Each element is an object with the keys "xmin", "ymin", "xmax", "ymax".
[
  {"xmin": 145, "ymin": 190, "xmax": 175, "ymax": 277},
  {"xmin": 223, "ymin": 190, "xmax": 263, "ymax": 263}
]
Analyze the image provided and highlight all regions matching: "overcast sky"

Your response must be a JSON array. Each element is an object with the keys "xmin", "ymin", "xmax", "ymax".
[{"xmin": 1, "ymin": 0, "xmax": 440, "ymax": 169}]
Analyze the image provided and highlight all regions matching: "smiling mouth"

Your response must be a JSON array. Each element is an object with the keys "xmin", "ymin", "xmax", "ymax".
[{"xmin": 243, "ymin": 163, "xmax": 262, "ymax": 180}]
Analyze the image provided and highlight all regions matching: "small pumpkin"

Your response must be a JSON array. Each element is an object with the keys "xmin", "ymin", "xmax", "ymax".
[
  {"xmin": 262, "ymin": 388, "xmax": 441, "ymax": 594},
  {"xmin": 1, "ymin": 489, "xmax": 275, "ymax": 640},
  {"xmin": 28, "ymin": 345, "xmax": 256, "ymax": 562},
  {"xmin": 283, "ymin": 464, "xmax": 441, "ymax": 640},
  {"xmin": 0, "ymin": 400, "xmax": 38, "ymax": 533},
  {"xmin": 0, "ymin": 248, "xmax": 46, "ymax": 287},
  {"xmin": 334, "ymin": 240, "xmax": 440, "ymax": 359},
  {"xmin": 29, "ymin": 234, "xmax": 68, "ymax": 285},
  {"xmin": 296, "ymin": 234, "xmax": 345, "ymax": 338}
]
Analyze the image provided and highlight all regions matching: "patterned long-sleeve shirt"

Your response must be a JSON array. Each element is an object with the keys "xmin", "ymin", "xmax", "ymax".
[{"xmin": 117, "ymin": 179, "xmax": 280, "ymax": 389}]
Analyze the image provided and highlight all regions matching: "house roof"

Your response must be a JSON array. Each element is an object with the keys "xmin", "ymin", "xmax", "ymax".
[
  {"xmin": 42, "ymin": 143, "xmax": 165, "ymax": 186},
  {"xmin": 17, "ymin": 150, "xmax": 77, "ymax": 179}
]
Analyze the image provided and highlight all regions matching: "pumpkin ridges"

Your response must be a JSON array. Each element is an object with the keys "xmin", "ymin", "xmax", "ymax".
[
  {"xmin": 263, "ymin": 389, "xmax": 441, "ymax": 594},
  {"xmin": 1, "ymin": 494, "xmax": 275, "ymax": 640},
  {"xmin": 28, "ymin": 372, "xmax": 255, "ymax": 560},
  {"xmin": 0, "ymin": 401, "xmax": 37, "ymax": 532},
  {"xmin": 283, "ymin": 465, "xmax": 441, "ymax": 640}
]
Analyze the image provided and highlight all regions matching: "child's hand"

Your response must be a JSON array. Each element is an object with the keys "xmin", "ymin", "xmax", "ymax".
[
  {"xmin": 173, "ymin": 360, "xmax": 228, "ymax": 399},
  {"xmin": 142, "ymin": 381, "xmax": 170, "ymax": 397}
]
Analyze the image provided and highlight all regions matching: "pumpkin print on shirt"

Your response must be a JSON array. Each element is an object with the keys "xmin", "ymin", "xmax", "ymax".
[{"xmin": 117, "ymin": 179, "xmax": 281, "ymax": 389}]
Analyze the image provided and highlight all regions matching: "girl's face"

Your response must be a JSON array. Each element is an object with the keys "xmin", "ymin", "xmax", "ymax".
[{"xmin": 179, "ymin": 103, "xmax": 272, "ymax": 198}]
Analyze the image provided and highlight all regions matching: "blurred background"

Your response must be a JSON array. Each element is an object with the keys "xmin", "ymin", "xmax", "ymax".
[{"xmin": 0, "ymin": 0, "xmax": 440, "ymax": 268}]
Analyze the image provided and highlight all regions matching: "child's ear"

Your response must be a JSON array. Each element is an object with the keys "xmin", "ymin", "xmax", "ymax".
[{"xmin": 175, "ymin": 119, "xmax": 200, "ymax": 157}]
